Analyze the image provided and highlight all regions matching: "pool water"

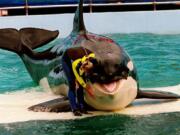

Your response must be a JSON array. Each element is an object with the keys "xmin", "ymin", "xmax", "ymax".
[
  {"xmin": 0, "ymin": 33, "xmax": 179, "ymax": 93},
  {"xmin": 109, "ymin": 33, "xmax": 180, "ymax": 88},
  {"xmin": 0, "ymin": 33, "xmax": 179, "ymax": 134},
  {"xmin": 1, "ymin": 113, "xmax": 180, "ymax": 135}
]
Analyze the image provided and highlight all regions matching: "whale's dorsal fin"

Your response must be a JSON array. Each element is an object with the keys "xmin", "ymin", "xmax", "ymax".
[{"xmin": 72, "ymin": 0, "xmax": 86, "ymax": 33}]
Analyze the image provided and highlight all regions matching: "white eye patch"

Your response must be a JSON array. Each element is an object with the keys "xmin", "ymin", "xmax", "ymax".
[{"xmin": 127, "ymin": 61, "xmax": 134, "ymax": 71}]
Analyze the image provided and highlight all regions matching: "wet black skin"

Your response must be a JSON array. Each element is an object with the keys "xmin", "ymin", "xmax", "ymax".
[{"xmin": 85, "ymin": 57, "xmax": 130, "ymax": 84}]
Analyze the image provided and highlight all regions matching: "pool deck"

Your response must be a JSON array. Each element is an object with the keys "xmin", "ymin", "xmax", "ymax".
[{"xmin": 0, "ymin": 85, "xmax": 179, "ymax": 124}]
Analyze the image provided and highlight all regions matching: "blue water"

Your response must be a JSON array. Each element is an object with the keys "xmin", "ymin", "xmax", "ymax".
[
  {"xmin": 0, "ymin": 33, "xmax": 180, "ymax": 134},
  {"xmin": 108, "ymin": 33, "xmax": 180, "ymax": 87},
  {"xmin": 0, "ymin": 33, "xmax": 179, "ymax": 93},
  {"xmin": 1, "ymin": 113, "xmax": 180, "ymax": 135}
]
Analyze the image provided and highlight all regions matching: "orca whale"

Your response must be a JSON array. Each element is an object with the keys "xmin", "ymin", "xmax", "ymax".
[{"xmin": 0, "ymin": 0, "xmax": 179, "ymax": 113}]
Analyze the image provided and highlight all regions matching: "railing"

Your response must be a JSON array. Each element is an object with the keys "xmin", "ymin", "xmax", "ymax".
[
  {"xmin": 25, "ymin": 0, "xmax": 29, "ymax": 15},
  {"xmin": 1, "ymin": 1, "xmax": 180, "ymax": 16}
]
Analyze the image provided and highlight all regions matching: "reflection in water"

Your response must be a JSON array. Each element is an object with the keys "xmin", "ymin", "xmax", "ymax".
[{"xmin": 1, "ymin": 112, "xmax": 180, "ymax": 135}]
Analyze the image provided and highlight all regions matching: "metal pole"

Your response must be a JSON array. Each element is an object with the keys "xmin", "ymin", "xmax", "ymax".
[
  {"xmin": 153, "ymin": 0, "xmax": 156, "ymax": 11},
  {"xmin": 25, "ymin": 0, "xmax": 29, "ymax": 15},
  {"xmin": 89, "ymin": 0, "xmax": 92, "ymax": 13}
]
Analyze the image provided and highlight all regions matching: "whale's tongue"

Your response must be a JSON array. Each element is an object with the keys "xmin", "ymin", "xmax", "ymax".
[{"xmin": 102, "ymin": 82, "xmax": 117, "ymax": 92}]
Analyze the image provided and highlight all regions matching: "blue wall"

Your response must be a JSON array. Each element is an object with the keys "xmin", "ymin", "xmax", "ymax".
[
  {"xmin": 0, "ymin": 0, "xmax": 179, "ymax": 7},
  {"xmin": 0, "ymin": 0, "xmax": 120, "ymax": 7}
]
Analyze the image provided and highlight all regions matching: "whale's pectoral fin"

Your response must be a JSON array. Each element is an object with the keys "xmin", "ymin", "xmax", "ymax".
[
  {"xmin": 0, "ymin": 28, "xmax": 21, "ymax": 53},
  {"xmin": 28, "ymin": 97, "xmax": 71, "ymax": 112},
  {"xmin": 137, "ymin": 90, "xmax": 180, "ymax": 99},
  {"xmin": 20, "ymin": 28, "xmax": 59, "ymax": 49}
]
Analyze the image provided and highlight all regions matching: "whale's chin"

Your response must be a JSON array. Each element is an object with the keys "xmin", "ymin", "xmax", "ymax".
[{"xmin": 85, "ymin": 77, "xmax": 138, "ymax": 111}]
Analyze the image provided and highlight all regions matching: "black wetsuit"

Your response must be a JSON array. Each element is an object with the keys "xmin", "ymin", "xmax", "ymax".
[{"xmin": 62, "ymin": 47, "xmax": 91, "ymax": 112}]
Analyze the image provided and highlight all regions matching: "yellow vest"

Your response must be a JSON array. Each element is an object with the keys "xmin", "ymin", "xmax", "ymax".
[{"xmin": 72, "ymin": 53, "xmax": 95, "ymax": 88}]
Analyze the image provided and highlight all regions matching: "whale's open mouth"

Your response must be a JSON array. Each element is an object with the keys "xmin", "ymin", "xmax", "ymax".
[
  {"xmin": 91, "ymin": 80, "xmax": 122, "ymax": 94},
  {"xmin": 101, "ymin": 81, "xmax": 117, "ymax": 93}
]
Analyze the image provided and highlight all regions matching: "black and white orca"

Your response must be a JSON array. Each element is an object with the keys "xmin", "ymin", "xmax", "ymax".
[{"xmin": 0, "ymin": 0, "xmax": 179, "ymax": 112}]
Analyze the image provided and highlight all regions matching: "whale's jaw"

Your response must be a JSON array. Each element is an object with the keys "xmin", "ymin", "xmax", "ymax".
[{"xmin": 84, "ymin": 77, "xmax": 138, "ymax": 111}]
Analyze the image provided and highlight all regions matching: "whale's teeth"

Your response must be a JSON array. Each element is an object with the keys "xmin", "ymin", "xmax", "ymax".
[{"xmin": 102, "ymin": 82, "xmax": 117, "ymax": 92}]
